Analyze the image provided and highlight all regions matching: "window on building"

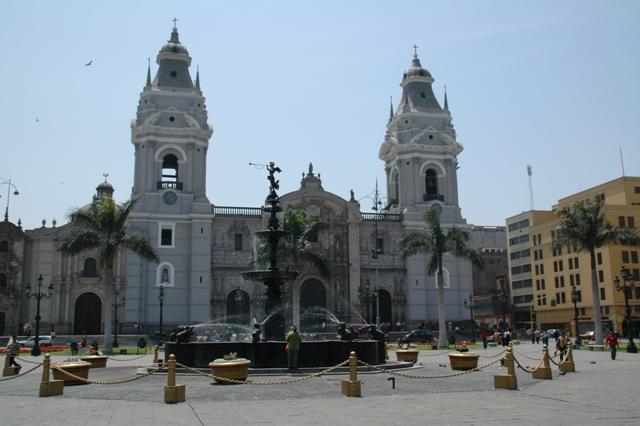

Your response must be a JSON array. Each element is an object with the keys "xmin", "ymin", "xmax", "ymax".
[
  {"xmin": 560, "ymin": 276, "xmax": 565, "ymax": 287},
  {"xmin": 635, "ymin": 186, "xmax": 640, "ymax": 194},
  {"xmin": 597, "ymin": 252, "xmax": 603, "ymax": 265},
  {"xmin": 161, "ymin": 154, "xmax": 179, "ymax": 184},
  {"xmin": 540, "ymin": 264, "xmax": 544, "ymax": 274},
  {"xmin": 561, "ymin": 292, "xmax": 566, "ymax": 304},
  {"xmin": 600, "ymin": 288, "xmax": 606, "ymax": 300},
  {"xmin": 234, "ymin": 234, "xmax": 243, "ymax": 251},
  {"xmin": 554, "ymin": 276, "xmax": 559, "ymax": 288},
  {"xmin": 535, "ymin": 264, "xmax": 539, "ymax": 275},
  {"xmin": 568, "ymin": 258, "xmax": 573, "ymax": 269},
  {"xmin": 541, "ymin": 279, "xmax": 545, "ymax": 290},
  {"xmin": 553, "ymin": 261, "xmax": 558, "ymax": 272},
  {"xmin": 425, "ymin": 169, "xmax": 438, "ymax": 197},
  {"xmin": 575, "ymin": 290, "xmax": 582, "ymax": 302},
  {"xmin": 555, "ymin": 293, "xmax": 561, "ymax": 305},
  {"xmin": 618, "ymin": 216, "xmax": 626, "ymax": 228},
  {"xmin": 634, "ymin": 287, "xmax": 640, "ymax": 299},
  {"xmin": 633, "ymin": 268, "xmax": 640, "ymax": 280},
  {"xmin": 604, "ymin": 306, "xmax": 610, "ymax": 314},
  {"xmin": 375, "ymin": 238, "xmax": 384, "ymax": 253},
  {"xmin": 159, "ymin": 223, "xmax": 175, "ymax": 248},
  {"xmin": 632, "ymin": 251, "xmax": 639, "ymax": 263},
  {"xmin": 575, "ymin": 274, "xmax": 581, "ymax": 286},
  {"xmin": 0, "ymin": 240, "xmax": 8, "ymax": 252},
  {"xmin": 82, "ymin": 258, "xmax": 98, "ymax": 278},
  {"xmin": 622, "ymin": 251, "xmax": 630, "ymax": 263},
  {"xmin": 569, "ymin": 275, "xmax": 575, "ymax": 286},
  {"xmin": 0, "ymin": 273, "xmax": 6, "ymax": 294},
  {"xmin": 598, "ymin": 270, "xmax": 604, "ymax": 283},
  {"xmin": 628, "ymin": 216, "xmax": 635, "ymax": 228},
  {"xmin": 534, "ymin": 250, "xmax": 538, "ymax": 261},
  {"xmin": 574, "ymin": 257, "xmax": 579, "ymax": 268},
  {"xmin": 558, "ymin": 260, "xmax": 563, "ymax": 271}
]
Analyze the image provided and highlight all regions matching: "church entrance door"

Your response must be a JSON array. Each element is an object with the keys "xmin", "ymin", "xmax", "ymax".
[
  {"xmin": 74, "ymin": 293, "xmax": 102, "ymax": 334},
  {"xmin": 299, "ymin": 279, "xmax": 327, "ymax": 332}
]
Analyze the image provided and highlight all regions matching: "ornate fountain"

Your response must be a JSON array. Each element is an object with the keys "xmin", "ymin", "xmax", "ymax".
[{"xmin": 241, "ymin": 162, "xmax": 298, "ymax": 340}]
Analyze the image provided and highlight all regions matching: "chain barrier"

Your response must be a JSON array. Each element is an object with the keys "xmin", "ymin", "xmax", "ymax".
[
  {"xmin": 511, "ymin": 348, "xmax": 543, "ymax": 361},
  {"xmin": 356, "ymin": 357, "xmax": 503, "ymax": 379},
  {"xmin": 174, "ymin": 359, "xmax": 350, "ymax": 385},
  {"xmin": 478, "ymin": 349, "xmax": 507, "ymax": 359},
  {"xmin": 107, "ymin": 354, "xmax": 150, "ymax": 362},
  {"xmin": 16, "ymin": 356, "xmax": 45, "ymax": 365},
  {"xmin": 50, "ymin": 362, "xmax": 167, "ymax": 385},
  {"xmin": 410, "ymin": 350, "xmax": 450, "ymax": 357},
  {"xmin": 513, "ymin": 354, "xmax": 543, "ymax": 374},
  {"xmin": 0, "ymin": 362, "xmax": 43, "ymax": 382}
]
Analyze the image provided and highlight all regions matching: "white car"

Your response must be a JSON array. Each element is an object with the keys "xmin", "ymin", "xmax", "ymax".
[{"xmin": 18, "ymin": 336, "xmax": 53, "ymax": 347}]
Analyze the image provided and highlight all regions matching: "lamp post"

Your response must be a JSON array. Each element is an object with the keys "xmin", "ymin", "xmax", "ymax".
[
  {"xmin": 358, "ymin": 279, "xmax": 373, "ymax": 323},
  {"xmin": 570, "ymin": 285, "xmax": 582, "ymax": 345},
  {"xmin": 112, "ymin": 288, "xmax": 125, "ymax": 348},
  {"xmin": 614, "ymin": 266, "xmax": 637, "ymax": 353},
  {"xmin": 374, "ymin": 287, "xmax": 381, "ymax": 327},
  {"xmin": 497, "ymin": 288, "xmax": 508, "ymax": 330},
  {"xmin": 158, "ymin": 285, "xmax": 165, "ymax": 344},
  {"xmin": 0, "ymin": 178, "xmax": 20, "ymax": 222},
  {"xmin": 463, "ymin": 294, "xmax": 477, "ymax": 342},
  {"xmin": 25, "ymin": 274, "xmax": 53, "ymax": 356}
]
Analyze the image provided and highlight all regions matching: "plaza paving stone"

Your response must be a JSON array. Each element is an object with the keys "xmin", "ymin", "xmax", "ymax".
[{"xmin": 1, "ymin": 342, "xmax": 639, "ymax": 425}]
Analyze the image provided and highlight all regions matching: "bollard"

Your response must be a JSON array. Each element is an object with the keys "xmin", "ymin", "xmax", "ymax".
[
  {"xmin": 3, "ymin": 354, "xmax": 20, "ymax": 377},
  {"xmin": 164, "ymin": 354, "xmax": 185, "ymax": 404},
  {"xmin": 153, "ymin": 345, "xmax": 163, "ymax": 365},
  {"xmin": 494, "ymin": 343, "xmax": 518, "ymax": 390},
  {"xmin": 559, "ymin": 342, "xmax": 576, "ymax": 373},
  {"xmin": 341, "ymin": 351, "xmax": 362, "ymax": 397},
  {"xmin": 532, "ymin": 344, "xmax": 553, "ymax": 379},
  {"xmin": 39, "ymin": 354, "xmax": 64, "ymax": 397}
]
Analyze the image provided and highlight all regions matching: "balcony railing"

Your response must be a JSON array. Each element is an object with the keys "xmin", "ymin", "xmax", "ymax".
[
  {"xmin": 361, "ymin": 213, "xmax": 403, "ymax": 222},
  {"xmin": 80, "ymin": 270, "xmax": 98, "ymax": 278},
  {"xmin": 423, "ymin": 193, "xmax": 444, "ymax": 202},
  {"xmin": 213, "ymin": 206, "xmax": 263, "ymax": 217},
  {"xmin": 157, "ymin": 181, "xmax": 183, "ymax": 190}
]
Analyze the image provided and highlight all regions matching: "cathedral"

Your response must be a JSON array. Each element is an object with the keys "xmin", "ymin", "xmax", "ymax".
[{"xmin": 0, "ymin": 25, "xmax": 506, "ymax": 336}]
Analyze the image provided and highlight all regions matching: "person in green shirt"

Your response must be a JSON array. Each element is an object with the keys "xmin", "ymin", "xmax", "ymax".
[{"xmin": 286, "ymin": 325, "xmax": 301, "ymax": 370}]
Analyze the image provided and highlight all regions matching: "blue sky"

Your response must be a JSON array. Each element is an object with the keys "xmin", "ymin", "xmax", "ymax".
[{"xmin": 2, "ymin": 1, "xmax": 639, "ymax": 229}]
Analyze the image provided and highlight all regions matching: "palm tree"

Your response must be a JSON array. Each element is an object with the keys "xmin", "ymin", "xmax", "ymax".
[
  {"xmin": 59, "ymin": 196, "xmax": 158, "ymax": 353},
  {"xmin": 282, "ymin": 208, "xmax": 330, "ymax": 278},
  {"xmin": 554, "ymin": 199, "xmax": 638, "ymax": 345},
  {"xmin": 401, "ymin": 210, "xmax": 484, "ymax": 348}
]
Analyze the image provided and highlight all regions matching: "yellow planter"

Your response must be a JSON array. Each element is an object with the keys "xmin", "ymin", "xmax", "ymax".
[
  {"xmin": 80, "ymin": 355, "xmax": 108, "ymax": 368},
  {"xmin": 53, "ymin": 361, "xmax": 92, "ymax": 385},
  {"xmin": 209, "ymin": 358, "xmax": 251, "ymax": 384},
  {"xmin": 448, "ymin": 352, "xmax": 480, "ymax": 371},
  {"xmin": 395, "ymin": 349, "xmax": 419, "ymax": 363}
]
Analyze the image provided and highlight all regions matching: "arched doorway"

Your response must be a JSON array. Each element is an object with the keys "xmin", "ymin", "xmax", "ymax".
[
  {"xmin": 226, "ymin": 289, "xmax": 250, "ymax": 325},
  {"xmin": 371, "ymin": 289, "xmax": 392, "ymax": 325},
  {"xmin": 74, "ymin": 293, "xmax": 102, "ymax": 334},
  {"xmin": 299, "ymin": 279, "xmax": 327, "ymax": 332}
]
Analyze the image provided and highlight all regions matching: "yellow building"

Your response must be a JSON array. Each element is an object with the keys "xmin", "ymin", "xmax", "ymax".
[{"xmin": 524, "ymin": 177, "xmax": 640, "ymax": 336}]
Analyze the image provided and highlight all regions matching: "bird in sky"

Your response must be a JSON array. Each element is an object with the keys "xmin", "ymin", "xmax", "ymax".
[{"xmin": 85, "ymin": 60, "xmax": 93, "ymax": 66}]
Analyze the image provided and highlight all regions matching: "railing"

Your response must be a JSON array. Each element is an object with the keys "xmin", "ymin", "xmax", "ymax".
[
  {"xmin": 156, "ymin": 181, "xmax": 183, "ymax": 190},
  {"xmin": 80, "ymin": 271, "xmax": 98, "ymax": 278},
  {"xmin": 361, "ymin": 213, "xmax": 403, "ymax": 222},
  {"xmin": 213, "ymin": 206, "xmax": 263, "ymax": 217},
  {"xmin": 423, "ymin": 193, "xmax": 444, "ymax": 202}
]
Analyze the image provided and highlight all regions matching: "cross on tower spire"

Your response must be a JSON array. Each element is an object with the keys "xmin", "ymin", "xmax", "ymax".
[
  {"xmin": 413, "ymin": 44, "xmax": 418, "ymax": 57},
  {"xmin": 172, "ymin": 17, "xmax": 178, "ymax": 30}
]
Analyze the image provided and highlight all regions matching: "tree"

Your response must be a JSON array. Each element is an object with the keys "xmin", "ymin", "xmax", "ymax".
[
  {"xmin": 401, "ymin": 210, "xmax": 484, "ymax": 348},
  {"xmin": 554, "ymin": 199, "xmax": 638, "ymax": 345},
  {"xmin": 282, "ymin": 208, "xmax": 330, "ymax": 278},
  {"xmin": 59, "ymin": 196, "xmax": 158, "ymax": 353}
]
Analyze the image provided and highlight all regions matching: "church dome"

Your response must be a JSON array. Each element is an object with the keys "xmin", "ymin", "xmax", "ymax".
[
  {"xmin": 404, "ymin": 54, "xmax": 432, "ymax": 79},
  {"xmin": 159, "ymin": 25, "xmax": 189, "ymax": 55}
]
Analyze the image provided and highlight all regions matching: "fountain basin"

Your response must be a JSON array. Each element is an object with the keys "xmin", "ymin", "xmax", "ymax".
[
  {"xmin": 166, "ymin": 340, "xmax": 386, "ymax": 368},
  {"xmin": 209, "ymin": 358, "xmax": 251, "ymax": 384},
  {"xmin": 448, "ymin": 352, "xmax": 480, "ymax": 370}
]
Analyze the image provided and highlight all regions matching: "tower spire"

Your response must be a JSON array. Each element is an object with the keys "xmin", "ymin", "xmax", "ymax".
[
  {"xmin": 388, "ymin": 96, "xmax": 394, "ymax": 123},
  {"xmin": 145, "ymin": 57, "xmax": 151, "ymax": 87},
  {"xmin": 169, "ymin": 17, "xmax": 180, "ymax": 43},
  {"xmin": 444, "ymin": 85, "xmax": 449, "ymax": 110},
  {"xmin": 195, "ymin": 65, "xmax": 200, "ymax": 89}
]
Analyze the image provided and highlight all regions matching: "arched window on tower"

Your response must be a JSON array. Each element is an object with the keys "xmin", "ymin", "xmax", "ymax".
[
  {"xmin": 159, "ymin": 154, "xmax": 182, "ymax": 190},
  {"xmin": 424, "ymin": 169, "xmax": 443, "ymax": 202},
  {"xmin": 0, "ymin": 240, "xmax": 8, "ymax": 252},
  {"xmin": 0, "ymin": 273, "xmax": 7, "ymax": 294},
  {"xmin": 391, "ymin": 172, "xmax": 399, "ymax": 205},
  {"xmin": 82, "ymin": 258, "xmax": 98, "ymax": 278}
]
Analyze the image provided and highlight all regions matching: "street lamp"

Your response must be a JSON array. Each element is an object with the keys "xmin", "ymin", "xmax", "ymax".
[
  {"xmin": 112, "ymin": 289, "xmax": 125, "ymax": 348},
  {"xmin": 570, "ymin": 286, "xmax": 582, "ymax": 345},
  {"xmin": 0, "ymin": 178, "xmax": 20, "ymax": 222},
  {"xmin": 614, "ymin": 266, "xmax": 637, "ymax": 353},
  {"xmin": 358, "ymin": 279, "xmax": 374, "ymax": 324},
  {"xmin": 497, "ymin": 288, "xmax": 508, "ymax": 330},
  {"xmin": 463, "ymin": 294, "xmax": 478, "ymax": 342},
  {"xmin": 374, "ymin": 287, "xmax": 381, "ymax": 327},
  {"xmin": 158, "ymin": 285, "xmax": 165, "ymax": 344},
  {"xmin": 25, "ymin": 274, "xmax": 54, "ymax": 356}
]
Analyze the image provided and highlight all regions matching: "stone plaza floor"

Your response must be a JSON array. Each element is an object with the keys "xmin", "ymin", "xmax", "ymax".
[{"xmin": 1, "ymin": 342, "xmax": 639, "ymax": 425}]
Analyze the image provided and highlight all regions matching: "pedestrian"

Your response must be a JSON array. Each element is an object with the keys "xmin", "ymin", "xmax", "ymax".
[
  {"xmin": 286, "ymin": 325, "xmax": 301, "ymax": 370},
  {"xmin": 90, "ymin": 340, "xmax": 100, "ymax": 355},
  {"xmin": 605, "ymin": 331, "xmax": 619, "ymax": 360},
  {"xmin": 534, "ymin": 329, "xmax": 541, "ymax": 344},
  {"xmin": 70, "ymin": 341, "xmax": 79, "ymax": 355},
  {"xmin": 541, "ymin": 330, "xmax": 550, "ymax": 347},
  {"xmin": 6, "ymin": 335, "xmax": 22, "ymax": 370},
  {"xmin": 556, "ymin": 331, "xmax": 568, "ymax": 361},
  {"xmin": 480, "ymin": 328, "xmax": 490, "ymax": 349},
  {"xmin": 81, "ymin": 334, "xmax": 87, "ymax": 351}
]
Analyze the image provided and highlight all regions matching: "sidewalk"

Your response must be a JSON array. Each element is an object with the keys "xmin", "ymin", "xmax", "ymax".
[{"xmin": 1, "ymin": 342, "xmax": 638, "ymax": 425}]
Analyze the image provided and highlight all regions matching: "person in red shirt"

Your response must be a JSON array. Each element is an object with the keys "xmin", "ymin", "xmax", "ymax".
[
  {"xmin": 480, "ymin": 328, "xmax": 490, "ymax": 349},
  {"xmin": 605, "ymin": 331, "xmax": 619, "ymax": 360}
]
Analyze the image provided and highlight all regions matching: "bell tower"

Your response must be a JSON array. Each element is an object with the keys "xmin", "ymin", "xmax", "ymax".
[
  {"xmin": 125, "ymin": 23, "xmax": 214, "ymax": 327},
  {"xmin": 379, "ymin": 50, "xmax": 465, "ymax": 227}
]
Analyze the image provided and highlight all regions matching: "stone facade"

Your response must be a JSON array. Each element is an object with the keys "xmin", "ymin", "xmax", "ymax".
[{"xmin": 0, "ymin": 26, "xmax": 507, "ymax": 336}]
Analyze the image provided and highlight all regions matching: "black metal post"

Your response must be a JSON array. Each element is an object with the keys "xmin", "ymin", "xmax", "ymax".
[
  {"xmin": 615, "ymin": 267, "xmax": 637, "ymax": 353},
  {"xmin": 25, "ymin": 274, "xmax": 53, "ymax": 356},
  {"xmin": 571, "ymin": 286, "xmax": 582, "ymax": 345},
  {"xmin": 159, "ymin": 285, "xmax": 165, "ymax": 344},
  {"xmin": 112, "ymin": 289, "xmax": 125, "ymax": 348},
  {"xmin": 463, "ymin": 294, "xmax": 477, "ymax": 342},
  {"xmin": 497, "ymin": 288, "xmax": 508, "ymax": 330}
]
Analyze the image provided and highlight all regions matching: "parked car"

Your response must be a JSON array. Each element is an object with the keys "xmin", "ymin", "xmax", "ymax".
[
  {"xmin": 580, "ymin": 331, "xmax": 595, "ymax": 341},
  {"xmin": 403, "ymin": 329, "xmax": 434, "ymax": 343},
  {"xmin": 18, "ymin": 336, "xmax": 53, "ymax": 347}
]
